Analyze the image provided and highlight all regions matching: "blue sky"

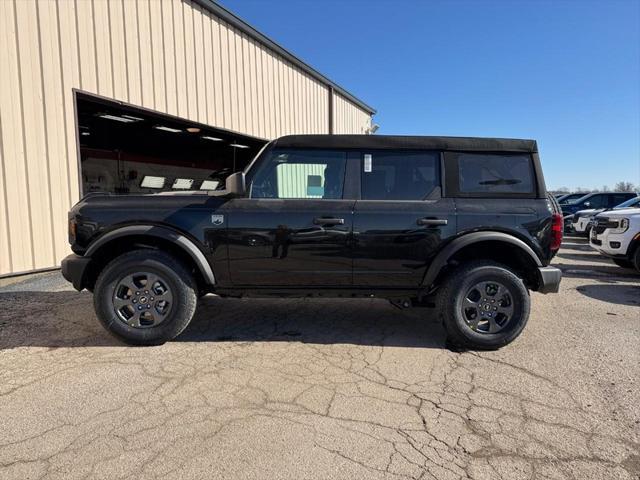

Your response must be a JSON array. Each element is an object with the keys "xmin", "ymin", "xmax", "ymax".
[{"xmin": 220, "ymin": 0, "xmax": 639, "ymax": 191}]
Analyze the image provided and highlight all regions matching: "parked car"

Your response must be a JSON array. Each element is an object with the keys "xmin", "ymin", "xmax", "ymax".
[
  {"xmin": 562, "ymin": 192, "xmax": 638, "ymax": 231},
  {"xmin": 571, "ymin": 196, "xmax": 640, "ymax": 235},
  {"xmin": 590, "ymin": 207, "xmax": 640, "ymax": 272},
  {"xmin": 62, "ymin": 135, "xmax": 563, "ymax": 350},
  {"xmin": 556, "ymin": 193, "xmax": 587, "ymax": 204}
]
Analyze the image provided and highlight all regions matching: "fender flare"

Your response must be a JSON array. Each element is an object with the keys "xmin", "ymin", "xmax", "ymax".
[
  {"xmin": 85, "ymin": 225, "xmax": 215, "ymax": 285},
  {"xmin": 422, "ymin": 231, "xmax": 542, "ymax": 287}
]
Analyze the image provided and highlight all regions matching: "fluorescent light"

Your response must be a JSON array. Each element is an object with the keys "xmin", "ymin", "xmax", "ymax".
[
  {"xmin": 140, "ymin": 176, "xmax": 165, "ymax": 188},
  {"xmin": 172, "ymin": 178, "xmax": 194, "ymax": 189},
  {"xmin": 81, "ymin": 132, "xmax": 90, "ymax": 136},
  {"xmin": 202, "ymin": 136, "xmax": 223, "ymax": 142},
  {"xmin": 154, "ymin": 126, "xmax": 182, "ymax": 133},
  {"xmin": 186, "ymin": 127, "xmax": 201, "ymax": 133},
  {"xmin": 199, "ymin": 180, "xmax": 220, "ymax": 190},
  {"xmin": 99, "ymin": 114, "xmax": 139, "ymax": 123},
  {"xmin": 229, "ymin": 143, "xmax": 249, "ymax": 149},
  {"xmin": 121, "ymin": 114, "xmax": 144, "ymax": 121}
]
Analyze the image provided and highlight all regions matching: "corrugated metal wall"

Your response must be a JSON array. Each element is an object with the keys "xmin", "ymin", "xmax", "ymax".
[
  {"xmin": 333, "ymin": 93, "xmax": 372, "ymax": 135},
  {"xmin": 0, "ymin": 0, "xmax": 373, "ymax": 276}
]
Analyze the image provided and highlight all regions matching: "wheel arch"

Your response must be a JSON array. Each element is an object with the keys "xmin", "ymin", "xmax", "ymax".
[
  {"xmin": 83, "ymin": 225, "xmax": 215, "ymax": 291},
  {"xmin": 422, "ymin": 232, "xmax": 543, "ymax": 291}
]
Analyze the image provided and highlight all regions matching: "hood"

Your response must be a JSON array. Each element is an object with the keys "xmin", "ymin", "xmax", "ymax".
[
  {"xmin": 597, "ymin": 207, "xmax": 640, "ymax": 218},
  {"xmin": 574, "ymin": 208, "xmax": 602, "ymax": 217}
]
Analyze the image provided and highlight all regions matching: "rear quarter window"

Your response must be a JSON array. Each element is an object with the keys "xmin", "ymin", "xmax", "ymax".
[{"xmin": 445, "ymin": 152, "xmax": 536, "ymax": 197}]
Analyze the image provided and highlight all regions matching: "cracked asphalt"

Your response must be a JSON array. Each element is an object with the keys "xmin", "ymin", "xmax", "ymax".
[{"xmin": 1, "ymin": 237, "xmax": 639, "ymax": 480}]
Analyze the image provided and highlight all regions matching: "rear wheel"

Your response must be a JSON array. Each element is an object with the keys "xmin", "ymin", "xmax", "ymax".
[
  {"xmin": 94, "ymin": 250, "xmax": 198, "ymax": 345},
  {"xmin": 612, "ymin": 258, "xmax": 634, "ymax": 269},
  {"xmin": 437, "ymin": 261, "xmax": 530, "ymax": 350}
]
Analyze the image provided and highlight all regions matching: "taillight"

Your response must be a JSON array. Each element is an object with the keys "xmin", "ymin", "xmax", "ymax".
[{"xmin": 550, "ymin": 213, "xmax": 563, "ymax": 251}]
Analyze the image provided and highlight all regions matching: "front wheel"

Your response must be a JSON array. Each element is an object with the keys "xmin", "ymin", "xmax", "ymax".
[
  {"xmin": 437, "ymin": 261, "xmax": 531, "ymax": 350},
  {"xmin": 633, "ymin": 248, "xmax": 640, "ymax": 273},
  {"xmin": 94, "ymin": 250, "xmax": 198, "ymax": 345},
  {"xmin": 612, "ymin": 258, "xmax": 634, "ymax": 269}
]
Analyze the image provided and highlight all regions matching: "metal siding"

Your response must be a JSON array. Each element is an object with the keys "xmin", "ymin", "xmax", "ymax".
[{"xmin": 0, "ymin": 0, "xmax": 372, "ymax": 276}]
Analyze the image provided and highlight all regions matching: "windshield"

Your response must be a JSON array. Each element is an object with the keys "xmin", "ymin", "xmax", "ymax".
[
  {"xmin": 614, "ymin": 196, "xmax": 640, "ymax": 209},
  {"xmin": 566, "ymin": 194, "xmax": 591, "ymax": 204},
  {"xmin": 558, "ymin": 193, "xmax": 586, "ymax": 203}
]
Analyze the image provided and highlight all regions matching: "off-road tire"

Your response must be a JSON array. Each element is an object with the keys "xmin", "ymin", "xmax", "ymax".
[
  {"xmin": 632, "ymin": 247, "xmax": 640, "ymax": 273},
  {"xmin": 437, "ymin": 261, "xmax": 531, "ymax": 350},
  {"xmin": 94, "ymin": 249, "xmax": 198, "ymax": 345},
  {"xmin": 612, "ymin": 258, "xmax": 634, "ymax": 270}
]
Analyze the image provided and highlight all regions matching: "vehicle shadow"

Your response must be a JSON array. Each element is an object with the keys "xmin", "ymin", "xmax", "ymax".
[
  {"xmin": 0, "ymin": 291, "xmax": 447, "ymax": 350},
  {"xmin": 575, "ymin": 284, "xmax": 640, "ymax": 307}
]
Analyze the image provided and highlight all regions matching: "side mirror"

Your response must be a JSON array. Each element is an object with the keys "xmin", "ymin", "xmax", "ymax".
[
  {"xmin": 583, "ymin": 202, "xmax": 591, "ymax": 208},
  {"xmin": 225, "ymin": 172, "xmax": 246, "ymax": 196}
]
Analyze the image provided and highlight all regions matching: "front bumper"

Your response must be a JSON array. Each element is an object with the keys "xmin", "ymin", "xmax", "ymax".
[
  {"xmin": 537, "ymin": 266, "xmax": 562, "ymax": 294},
  {"xmin": 573, "ymin": 217, "xmax": 591, "ymax": 233},
  {"xmin": 61, "ymin": 254, "xmax": 92, "ymax": 291},
  {"xmin": 589, "ymin": 229, "xmax": 630, "ymax": 257}
]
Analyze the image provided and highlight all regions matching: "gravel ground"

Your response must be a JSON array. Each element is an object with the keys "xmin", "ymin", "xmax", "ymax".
[{"xmin": 0, "ymin": 237, "xmax": 638, "ymax": 480}]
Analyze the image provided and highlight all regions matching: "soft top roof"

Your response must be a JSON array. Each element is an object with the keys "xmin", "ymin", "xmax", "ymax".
[{"xmin": 273, "ymin": 135, "xmax": 538, "ymax": 153}]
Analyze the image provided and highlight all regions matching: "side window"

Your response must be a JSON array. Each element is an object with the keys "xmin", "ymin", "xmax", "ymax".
[
  {"xmin": 454, "ymin": 153, "xmax": 535, "ymax": 195},
  {"xmin": 586, "ymin": 195, "xmax": 606, "ymax": 208},
  {"xmin": 612, "ymin": 194, "xmax": 632, "ymax": 206},
  {"xmin": 361, "ymin": 150, "xmax": 439, "ymax": 200},
  {"xmin": 248, "ymin": 149, "xmax": 346, "ymax": 199}
]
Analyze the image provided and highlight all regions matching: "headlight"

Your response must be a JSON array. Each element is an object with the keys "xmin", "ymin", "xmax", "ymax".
[{"xmin": 611, "ymin": 218, "xmax": 629, "ymax": 234}]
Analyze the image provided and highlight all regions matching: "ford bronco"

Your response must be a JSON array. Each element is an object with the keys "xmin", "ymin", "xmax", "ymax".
[{"xmin": 62, "ymin": 135, "xmax": 563, "ymax": 349}]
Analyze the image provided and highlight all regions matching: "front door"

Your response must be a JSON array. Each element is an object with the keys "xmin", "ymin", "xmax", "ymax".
[
  {"xmin": 225, "ymin": 148, "xmax": 354, "ymax": 286},
  {"xmin": 352, "ymin": 150, "xmax": 456, "ymax": 287}
]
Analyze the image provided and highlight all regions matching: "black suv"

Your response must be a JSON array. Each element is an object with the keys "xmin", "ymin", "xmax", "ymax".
[{"xmin": 62, "ymin": 135, "xmax": 563, "ymax": 349}]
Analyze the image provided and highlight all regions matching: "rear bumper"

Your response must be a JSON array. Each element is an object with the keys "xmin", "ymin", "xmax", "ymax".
[
  {"xmin": 537, "ymin": 266, "xmax": 562, "ymax": 294},
  {"xmin": 61, "ymin": 254, "xmax": 91, "ymax": 291}
]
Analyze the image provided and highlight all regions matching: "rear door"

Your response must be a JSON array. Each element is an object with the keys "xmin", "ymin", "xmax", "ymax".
[
  {"xmin": 224, "ymin": 148, "xmax": 354, "ymax": 286},
  {"xmin": 352, "ymin": 150, "xmax": 456, "ymax": 287},
  {"xmin": 610, "ymin": 193, "xmax": 635, "ymax": 207}
]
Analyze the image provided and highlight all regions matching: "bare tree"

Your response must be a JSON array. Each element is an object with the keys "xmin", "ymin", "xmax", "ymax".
[
  {"xmin": 614, "ymin": 181, "xmax": 636, "ymax": 192},
  {"xmin": 601, "ymin": 185, "xmax": 610, "ymax": 192}
]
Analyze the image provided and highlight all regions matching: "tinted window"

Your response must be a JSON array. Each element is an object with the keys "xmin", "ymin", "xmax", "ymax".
[
  {"xmin": 249, "ymin": 149, "xmax": 346, "ymax": 199},
  {"xmin": 612, "ymin": 194, "xmax": 633, "ymax": 206},
  {"xmin": 361, "ymin": 151, "xmax": 439, "ymax": 200},
  {"xmin": 615, "ymin": 196, "xmax": 640, "ymax": 208},
  {"xmin": 584, "ymin": 194, "xmax": 607, "ymax": 208},
  {"xmin": 457, "ymin": 153, "xmax": 534, "ymax": 194}
]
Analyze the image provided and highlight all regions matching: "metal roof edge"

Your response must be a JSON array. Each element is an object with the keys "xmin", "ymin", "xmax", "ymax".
[{"xmin": 192, "ymin": 0, "xmax": 377, "ymax": 115}]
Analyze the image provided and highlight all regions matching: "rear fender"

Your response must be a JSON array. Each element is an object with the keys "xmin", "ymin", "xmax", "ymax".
[{"xmin": 422, "ymin": 231, "xmax": 542, "ymax": 288}]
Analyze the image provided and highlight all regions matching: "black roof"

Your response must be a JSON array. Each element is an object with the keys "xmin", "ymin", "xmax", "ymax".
[{"xmin": 273, "ymin": 135, "xmax": 538, "ymax": 153}]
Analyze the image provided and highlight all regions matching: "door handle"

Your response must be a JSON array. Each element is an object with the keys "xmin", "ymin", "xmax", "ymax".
[
  {"xmin": 417, "ymin": 218, "xmax": 448, "ymax": 226},
  {"xmin": 313, "ymin": 217, "xmax": 345, "ymax": 225}
]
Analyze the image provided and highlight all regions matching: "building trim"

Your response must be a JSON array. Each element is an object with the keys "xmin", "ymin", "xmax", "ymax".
[{"xmin": 192, "ymin": 0, "xmax": 376, "ymax": 115}]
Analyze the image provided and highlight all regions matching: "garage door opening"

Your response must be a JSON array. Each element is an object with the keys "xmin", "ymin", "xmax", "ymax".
[{"xmin": 75, "ymin": 92, "xmax": 267, "ymax": 195}]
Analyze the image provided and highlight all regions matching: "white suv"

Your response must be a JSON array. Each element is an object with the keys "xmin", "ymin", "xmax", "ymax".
[
  {"xmin": 573, "ymin": 196, "xmax": 640, "ymax": 235},
  {"xmin": 590, "ymin": 207, "xmax": 640, "ymax": 271}
]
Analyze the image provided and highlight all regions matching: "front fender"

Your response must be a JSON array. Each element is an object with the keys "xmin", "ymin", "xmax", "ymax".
[{"xmin": 85, "ymin": 225, "xmax": 215, "ymax": 285}]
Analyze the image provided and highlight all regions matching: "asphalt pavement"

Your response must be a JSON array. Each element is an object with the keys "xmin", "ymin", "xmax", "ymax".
[{"xmin": 0, "ymin": 237, "xmax": 638, "ymax": 479}]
